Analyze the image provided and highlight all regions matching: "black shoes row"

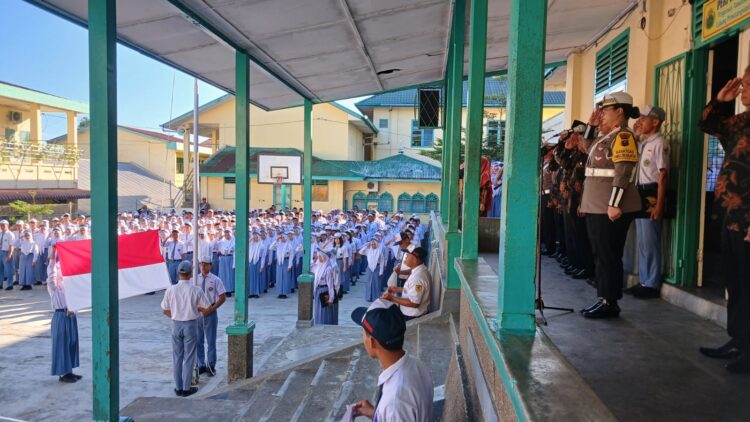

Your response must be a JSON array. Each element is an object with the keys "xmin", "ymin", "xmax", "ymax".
[{"xmin": 700, "ymin": 340, "xmax": 750, "ymax": 374}]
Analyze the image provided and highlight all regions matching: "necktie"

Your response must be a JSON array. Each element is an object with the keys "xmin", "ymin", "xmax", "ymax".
[
  {"xmin": 172, "ymin": 242, "xmax": 176, "ymax": 260},
  {"xmin": 374, "ymin": 384, "xmax": 383, "ymax": 411}
]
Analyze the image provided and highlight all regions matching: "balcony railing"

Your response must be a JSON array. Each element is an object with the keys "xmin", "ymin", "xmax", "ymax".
[{"xmin": 0, "ymin": 137, "xmax": 82, "ymax": 166}]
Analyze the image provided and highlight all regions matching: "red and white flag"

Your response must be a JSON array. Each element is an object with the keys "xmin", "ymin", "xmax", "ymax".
[{"xmin": 55, "ymin": 230, "xmax": 171, "ymax": 311}]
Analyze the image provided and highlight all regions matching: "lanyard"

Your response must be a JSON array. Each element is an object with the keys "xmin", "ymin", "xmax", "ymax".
[{"xmin": 171, "ymin": 241, "xmax": 177, "ymax": 260}]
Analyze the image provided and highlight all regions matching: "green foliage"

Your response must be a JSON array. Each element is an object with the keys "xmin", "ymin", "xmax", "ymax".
[
  {"xmin": 8, "ymin": 200, "xmax": 54, "ymax": 221},
  {"xmin": 78, "ymin": 116, "xmax": 90, "ymax": 130}
]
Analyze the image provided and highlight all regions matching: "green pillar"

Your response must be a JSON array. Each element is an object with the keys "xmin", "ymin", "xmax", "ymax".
[
  {"xmin": 297, "ymin": 99, "xmax": 314, "ymax": 323},
  {"xmin": 226, "ymin": 51, "xmax": 255, "ymax": 381},
  {"xmin": 673, "ymin": 49, "xmax": 707, "ymax": 286},
  {"xmin": 440, "ymin": 35, "xmax": 453, "ymax": 226},
  {"xmin": 445, "ymin": 0, "xmax": 466, "ymax": 288},
  {"xmin": 460, "ymin": 0, "xmax": 487, "ymax": 260},
  {"xmin": 497, "ymin": 0, "xmax": 547, "ymax": 333},
  {"xmin": 88, "ymin": 1, "xmax": 123, "ymax": 420}
]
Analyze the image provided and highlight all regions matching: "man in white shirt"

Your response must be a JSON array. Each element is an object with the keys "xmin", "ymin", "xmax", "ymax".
[
  {"xmin": 195, "ymin": 256, "xmax": 226, "ymax": 376},
  {"xmin": 382, "ymin": 247, "xmax": 431, "ymax": 320},
  {"xmin": 164, "ymin": 230, "xmax": 185, "ymax": 285},
  {"xmin": 350, "ymin": 300, "xmax": 433, "ymax": 421},
  {"xmin": 0, "ymin": 220, "xmax": 16, "ymax": 290},
  {"xmin": 161, "ymin": 261, "xmax": 210, "ymax": 397}
]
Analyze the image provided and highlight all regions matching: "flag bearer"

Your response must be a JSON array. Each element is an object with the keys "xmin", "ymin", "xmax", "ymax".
[
  {"xmin": 47, "ymin": 260, "xmax": 81, "ymax": 383},
  {"xmin": 195, "ymin": 256, "xmax": 225, "ymax": 377},
  {"xmin": 161, "ymin": 261, "xmax": 209, "ymax": 397}
]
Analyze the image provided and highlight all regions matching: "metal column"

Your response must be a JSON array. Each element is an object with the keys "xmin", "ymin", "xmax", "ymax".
[
  {"xmin": 497, "ymin": 0, "xmax": 548, "ymax": 333},
  {"xmin": 226, "ymin": 51, "xmax": 255, "ymax": 381},
  {"xmin": 445, "ymin": 0, "xmax": 466, "ymax": 288},
  {"xmin": 297, "ymin": 99, "xmax": 314, "ymax": 324},
  {"xmin": 440, "ymin": 37, "xmax": 452, "ymax": 226},
  {"xmin": 461, "ymin": 0, "xmax": 487, "ymax": 259},
  {"xmin": 88, "ymin": 0, "xmax": 123, "ymax": 420}
]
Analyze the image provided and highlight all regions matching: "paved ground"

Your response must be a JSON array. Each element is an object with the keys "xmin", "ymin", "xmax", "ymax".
[
  {"xmin": 481, "ymin": 252, "xmax": 750, "ymax": 422},
  {"xmin": 0, "ymin": 280, "xmax": 372, "ymax": 421}
]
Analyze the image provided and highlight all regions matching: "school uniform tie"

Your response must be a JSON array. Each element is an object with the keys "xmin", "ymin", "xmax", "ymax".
[
  {"xmin": 171, "ymin": 242, "xmax": 177, "ymax": 260},
  {"xmin": 374, "ymin": 384, "xmax": 383, "ymax": 410}
]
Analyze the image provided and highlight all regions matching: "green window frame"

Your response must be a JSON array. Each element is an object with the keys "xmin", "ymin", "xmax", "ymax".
[
  {"xmin": 425, "ymin": 193, "xmax": 439, "ymax": 212},
  {"xmin": 411, "ymin": 119, "xmax": 434, "ymax": 147},
  {"xmin": 378, "ymin": 192, "xmax": 393, "ymax": 212},
  {"xmin": 176, "ymin": 157, "xmax": 184, "ymax": 174},
  {"xmin": 353, "ymin": 192, "xmax": 367, "ymax": 210},
  {"xmin": 397, "ymin": 193, "xmax": 411, "ymax": 213},
  {"xmin": 595, "ymin": 29, "xmax": 629, "ymax": 95},
  {"xmin": 411, "ymin": 193, "xmax": 426, "ymax": 213},
  {"xmin": 223, "ymin": 177, "xmax": 236, "ymax": 199}
]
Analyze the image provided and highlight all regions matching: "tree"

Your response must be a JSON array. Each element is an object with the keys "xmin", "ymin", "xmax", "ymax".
[
  {"xmin": 8, "ymin": 200, "xmax": 54, "ymax": 221},
  {"xmin": 78, "ymin": 117, "xmax": 90, "ymax": 130}
]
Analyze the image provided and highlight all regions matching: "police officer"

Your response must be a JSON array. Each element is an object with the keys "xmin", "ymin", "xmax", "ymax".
[
  {"xmin": 578, "ymin": 92, "xmax": 642, "ymax": 319},
  {"xmin": 195, "ymin": 256, "xmax": 226, "ymax": 376},
  {"xmin": 161, "ymin": 261, "xmax": 209, "ymax": 397}
]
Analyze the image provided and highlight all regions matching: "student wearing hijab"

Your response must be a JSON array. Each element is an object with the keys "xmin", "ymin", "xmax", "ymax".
[
  {"xmin": 359, "ymin": 239, "xmax": 385, "ymax": 302},
  {"xmin": 247, "ymin": 232, "xmax": 266, "ymax": 298},
  {"xmin": 33, "ymin": 224, "xmax": 49, "ymax": 285},
  {"xmin": 333, "ymin": 234, "xmax": 351, "ymax": 293},
  {"xmin": 47, "ymin": 258, "xmax": 81, "ymax": 383},
  {"xmin": 216, "ymin": 229, "xmax": 235, "ymax": 297},
  {"xmin": 18, "ymin": 230, "xmax": 39, "ymax": 290},
  {"xmin": 270, "ymin": 232, "xmax": 294, "ymax": 298},
  {"xmin": 345, "ymin": 232, "xmax": 357, "ymax": 286},
  {"xmin": 312, "ymin": 251, "xmax": 339, "ymax": 325}
]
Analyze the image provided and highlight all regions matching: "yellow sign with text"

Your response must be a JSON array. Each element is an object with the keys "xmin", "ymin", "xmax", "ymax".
[{"xmin": 703, "ymin": 0, "xmax": 750, "ymax": 42}]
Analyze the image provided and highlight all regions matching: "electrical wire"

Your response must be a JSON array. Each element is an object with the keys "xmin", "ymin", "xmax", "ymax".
[{"xmin": 639, "ymin": 3, "xmax": 687, "ymax": 41}]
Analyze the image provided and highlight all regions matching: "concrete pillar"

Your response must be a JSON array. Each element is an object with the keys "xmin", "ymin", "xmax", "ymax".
[
  {"xmin": 66, "ymin": 111, "xmax": 78, "ymax": 149},
  {"xmin": 182, "ymin": 130, "xmax": 191, "ymax": 178},
  {"xmin": 30, "ymin": 105, "xmax": 42, "ymax": 144},
  {"xmin": 297, "ymin": 99, "xmax": 314, "ymax": 326}
]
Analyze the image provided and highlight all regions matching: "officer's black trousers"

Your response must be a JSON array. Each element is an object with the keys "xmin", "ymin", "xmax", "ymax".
[
  {"xmin": 585, "ymin": 213, "xmax": 634, "ymax": 302},
  {"xmin": 574, "ymin": 214, "xmax": 594, "ymax": 275},
  {"xmin": 541, "ymin": 194, "xmax": 556, "ymax": 253},
  {"xmin": 722, "ymin": 227, "xmax": 750, "ymax": 348}
]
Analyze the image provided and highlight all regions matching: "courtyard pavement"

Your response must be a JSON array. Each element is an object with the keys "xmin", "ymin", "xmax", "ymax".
[{"xmin": 0, "ymin": 279, "xmax": 371, "ymax": 421}]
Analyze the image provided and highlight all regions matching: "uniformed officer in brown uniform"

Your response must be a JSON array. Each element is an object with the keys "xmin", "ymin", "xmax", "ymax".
[{"xmin": 578, "ymin": 92, "xmax": 641, "ymax": 318}]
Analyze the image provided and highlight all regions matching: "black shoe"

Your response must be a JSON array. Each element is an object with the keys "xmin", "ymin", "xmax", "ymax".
[
  {"xmin": 4, "ymin": 286, "xmax": 12, "ymax": 291},
  {"xmin": 586, "ymin": 278, "xmax": 597, "ymax": 287},
  {"xmin": 59, "ymin": 373, "xmax": 78, "ymax": 383},
  {"xmin": 564, "ymin": 267, "xmax": 580, "ymax": 275},
  {"xmin": 624, "ymin": 284, "xmax": 645, "ymax": 295},
  {"xmin": 225, "ymin": 292, "xmax": 233, "ymax": 298},
  {"xmin": 633, "ymin": 286, "xmax": 660, "ymax": 299},
  {"xmin": 700, "ymin": 340, "xmax": 742, "ymax": 359},
  {"xmin": 583, "ymin": 301, "xmax": 620, "ymax": 319},
  {"xmin": 291, "ymin": 288, "xmax": 296, "ymax": 293},
  {"xmin": 207, "ymin": 365, "xmax": 216, "ymax": 377},
  {"xmin": 579, "ymin": 298, "xmax": 603, "ymax": 314},
  {"xmin": 174, "ymin": 388, "xmax": 184, "ymax": 397},
  {"xmin": 198, "ymin": 366, "xmax": 207, "ymax": 374},
  {"xmin": 182, "ymin": 387, "xmax": 198, "ymax": 397},
  {"xmin": 572, "ymin": 269, "xmax": 589, "ymax": 279},
  {"xmin": 263, "ymin": 289, "xmax": 268, "ymax": 293},
  {"xmin": 34, "ymin": 281, "xmax": 43, "ymax": 286},
  {"xmin": 726, "ymin": 354, "xmax": 750, "ymax": 374},
  {"xmin": 20, "ymin": 285, "xmax": 31, "ymax": 291}
]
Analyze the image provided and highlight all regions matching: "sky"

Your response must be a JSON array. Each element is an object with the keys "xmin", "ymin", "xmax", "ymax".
[{"xmin": 0, "ymin": 0, "xmax": 369, "ymax": 140}]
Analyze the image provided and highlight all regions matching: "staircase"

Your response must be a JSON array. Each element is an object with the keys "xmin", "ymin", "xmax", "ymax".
[
  {"xmin": 121, "ymin": 313, "xmax": 458, "ymax": 422},
  {"xmin": 175, "ymin": 169, "xmax": 195, "ymax": 209}
]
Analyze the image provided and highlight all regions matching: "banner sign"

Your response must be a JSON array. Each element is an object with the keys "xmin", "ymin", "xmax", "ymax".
[{"xmin": 703, "ymin": 0, "xmax": 750, "ymax": 42}]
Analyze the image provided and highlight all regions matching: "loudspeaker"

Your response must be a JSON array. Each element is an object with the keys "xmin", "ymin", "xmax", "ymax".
[{"xmin": 418, "ymin": 88, "xmax": 441, "ymax": 128}]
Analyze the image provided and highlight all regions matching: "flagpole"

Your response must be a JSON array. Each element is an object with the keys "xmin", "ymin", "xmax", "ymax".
[{"xmin": 193, "ymin": 79, "xmax": 200, "ymax": 284}]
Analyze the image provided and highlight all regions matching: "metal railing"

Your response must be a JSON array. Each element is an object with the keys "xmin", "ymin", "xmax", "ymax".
[
  {"xmin": 0, "ymin": 137, "xmax": 82, "ymax": 165},
  {"xmin": 172, "ymin": 169, "xmax": 194, "ymax": 208}
]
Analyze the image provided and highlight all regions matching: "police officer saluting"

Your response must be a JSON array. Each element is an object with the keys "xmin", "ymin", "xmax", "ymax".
[
  {"xmin": 578, "ymin": 92, "xmax": 641, "ymax": 318},
  {"xmin": 195, "ymin": 256, "xmax": 226, "ymax": 376},
  {"xmin": 161, "ymin": 261, "xmax": 210, "ymax": 397}
]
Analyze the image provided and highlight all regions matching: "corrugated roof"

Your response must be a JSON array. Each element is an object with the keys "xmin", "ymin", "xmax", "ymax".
[
  {"xmin": 201, "ymin": 147, "xmax": 440, "ymax": 181},
  {"xmin": 355, "ymin": 78, "xmax": 565, "ymax": 109},
  {"xmin": 0, "ymin": 188, "xmax": 90, "ymax": 204}
]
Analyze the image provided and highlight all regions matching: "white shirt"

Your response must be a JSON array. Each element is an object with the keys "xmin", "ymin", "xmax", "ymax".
[
  {"xmin": 197, "ymin": 272, "xmax": 226, "ymax": 306},
  {"xmin": 164, "ymin": 239, "xmax": 185, "ymax": 261},
  {"xmin": 375, "ymin": 353, "xmax": 434, "ymax": 422},
  {"xmin": 160, "ymin": 280, "xmax": 210, "ymax": 321},
  {"xmin": 181, "ymin": 233, "xmax": 194, "ymax": 252},
  {"xmin": 400, "ymin": 264, "xmax": 431, "ymax": 317},
  {"xmin": 0, "ymin": 230, "xmax": 15, "ymax": 252},
  {"xmin": 638, "ymin": 133, "xmax": 669, "ymax": 185}
]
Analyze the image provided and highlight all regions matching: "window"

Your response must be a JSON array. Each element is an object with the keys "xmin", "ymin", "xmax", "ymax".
[
  {"xmin": 411, "ymin": 193, "xmax": 425, "ymax": 213},
  {"xmin": 353, "ymin": 192, "xmax": 367, "ymax": 210},
  {"xmin": 378, "ymin": 192, "xmax": 393, "ymax": 213},
  {"xmin": 18, "ymin": 131, "xmax": 30, "ymax": 142},
  {"xmin": 595, "ymin": 29, "xmax": 629, "ymax": 95},
  {"xmin": 378, "ymin": 118, "xmax": 389, "ymax": 129},
  {"xmin": 4, "ymin": 128, "xmax": 16, "ymax": 141},
  {"xmin": 487, "ymin": 120, "xmax": 499, "ymax": 144},
  {"xmin": 223, "ymin": 177, "xmax": 235, "ymax": 199},
  {"xmin": 397, "ymin": 193, "xmax": 411, "ymax": 212},
  {"xmin": 425, "ymin": 193, "xmax": 439, "ymax": 212},
  {"xmin": 499, "ymin": 121, "xmax": 506, "ymax": 145},
  {"xmin": 176, "ymin": 157, "xmax": 184, "ymax": 174},
  {"xmin": 311, "ymin": 180, "xmax": 328, "ymax": 202},
  {"xmin": 411, "ymin": 120, "xmax": 435, "ymax": 147}
]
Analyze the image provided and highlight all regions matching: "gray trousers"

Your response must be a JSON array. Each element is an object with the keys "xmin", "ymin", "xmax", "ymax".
[{"xmin": 172, "ymin": 319, "xmax": 197, "ymax": 391}]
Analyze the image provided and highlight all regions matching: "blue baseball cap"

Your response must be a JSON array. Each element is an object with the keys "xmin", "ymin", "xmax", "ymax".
[
  {"xmin": 177, "ymin": 260, "xmax": 193, "ymax": 275},
  {"xmin": 351, "ymin": 299, "xmax": 405, "ymax": 351}
]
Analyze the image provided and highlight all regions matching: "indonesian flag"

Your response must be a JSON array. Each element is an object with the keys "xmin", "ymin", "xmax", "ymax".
[{"xmin": 55, "ymin": 230, "xmax": 171, "ymax": 311}]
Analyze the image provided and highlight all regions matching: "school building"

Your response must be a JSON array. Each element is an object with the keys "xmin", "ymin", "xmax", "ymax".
[
  {"xmin": 0, "ymin": 81, "xmax": 89, "ymax": 215},
  {"xmin": 163, "ymin": 96, "xmax": 442, "ymax": 213}
]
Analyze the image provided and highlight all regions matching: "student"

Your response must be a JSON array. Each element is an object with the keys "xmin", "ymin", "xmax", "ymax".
[
  {"xmin": 164, "ymin": 230, "xmax": 185, "ymax": 285},
  {"xmin": 161, "ymin": 261, "xmax": 210, "ymax": 397},
  {"xmin": 359, "ymin": 240, "xmax": 385, "ymax": 302},
  {"xmin": 47, "ymin": 260, "xmax": 81, "ymax": 383},
  {"xmin": 17, "ymin": 230, "xmax": 39, "ymax": 291},
  {"xmin": 0, "ymin": 220, "xmax": 15, "ymax": 290},
  {"xmin": 312, "ymin": 251, "xmax": 339, "ymax": 325},
  {"xmin": 270, "ymin": 232, "xmax": 294, "ymax": 298},
  {"xmin": 247, "ymin": 232, "xmax": 266, "ymax": 298},
  {"xmin": 350, "ymin": 300, "xmax": 433, "ymax": 421},
  {"xmin": 216, "ymin": 229, "xmax": 235, "ymax": 297},
  {"xmin": 195, "ymin": 257, "xmax": 226, "ymax": 377},
  {"xmin": 333, "ymin": 234, "xmax": 350, "ymax": 293}
]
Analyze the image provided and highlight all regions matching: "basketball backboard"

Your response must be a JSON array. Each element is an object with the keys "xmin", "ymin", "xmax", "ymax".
[{"xmin": 257, "ymin": 154, "xmax": 302, "ymax": 184}]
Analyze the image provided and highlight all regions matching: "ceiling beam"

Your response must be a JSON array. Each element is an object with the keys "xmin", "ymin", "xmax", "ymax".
[{"xmin": 338, "ymin": 0, "xmax": 384, "ymax": 92}]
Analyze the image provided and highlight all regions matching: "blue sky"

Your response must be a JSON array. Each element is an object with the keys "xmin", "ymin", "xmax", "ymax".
[{"xmin": 1, "ymin": 0, "xmax": 367, "ymax": 139}]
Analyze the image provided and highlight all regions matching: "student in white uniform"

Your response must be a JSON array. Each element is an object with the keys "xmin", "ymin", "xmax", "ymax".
[
  {"xmin": 382, "ymin": 247, "xmax": 431, "ymax": 321},
  {"xmin": 164, "ymin": 230, "xmax": 186, "ymax": 285},
  {"xmin": 350, "ymin": 300, "xmax": 433, "ymax": 421},
  {"xmin": 0, "ymin": 220, "xmax": 16, "ymax": 290},
  {"xmin": 160, "ymin": 261, "xmax": 210, "ymax": 397},
  {"xmin": 195, "ymin": 256, "xmax": 226, "ymax": 377}
]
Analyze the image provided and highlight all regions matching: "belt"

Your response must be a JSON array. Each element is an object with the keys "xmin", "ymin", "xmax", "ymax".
[
  {"xmin": 55, "ymin": 308, "xmax": 67, "ymax": 312},
  {"xmin": 168, "ymin": 259, "xmax": 181, "ymax": 262},
  {"xmin": 585, "ymin": 168, "xmax": 615, "ymax": 177},
  {"xmin": 219, "ymin": 253, "xmax": 232, "ymax": 256}
]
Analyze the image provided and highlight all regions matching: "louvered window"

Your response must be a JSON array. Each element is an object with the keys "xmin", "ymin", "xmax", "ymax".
[{"xmin": 595, "ymin": 30, "xmax": 629, "ymax": 94}]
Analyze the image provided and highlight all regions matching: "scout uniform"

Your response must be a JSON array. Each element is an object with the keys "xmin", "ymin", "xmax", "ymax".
[{"xmin": 580, "ymin": 92, "xmax": 640, "ymax": 318}]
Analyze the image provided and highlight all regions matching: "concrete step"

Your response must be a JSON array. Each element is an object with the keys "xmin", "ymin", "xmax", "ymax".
[{"xmin": 260, "ymin": 363, "xmax": 321, "ymax": 422}]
